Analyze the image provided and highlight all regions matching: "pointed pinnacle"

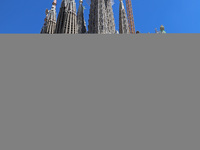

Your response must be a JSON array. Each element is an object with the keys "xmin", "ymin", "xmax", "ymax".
[{"xmin": 52, "ymin": 0, "xmax": 57, "ymax": 5}]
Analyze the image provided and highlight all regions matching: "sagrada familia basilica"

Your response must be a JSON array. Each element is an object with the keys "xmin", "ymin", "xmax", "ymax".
[
  {"xmin": 41, "ymin": 0, "xmax": 131, "ymax": 34},
  {"xmin": 41, "ymin": 0, "xmax": 166, "ymax": 34}
]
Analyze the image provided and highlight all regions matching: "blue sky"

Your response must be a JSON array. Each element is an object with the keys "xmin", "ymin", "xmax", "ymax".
[{"xmin": 0, "ymin": 0, "xmax": 199, "ymax": 33}]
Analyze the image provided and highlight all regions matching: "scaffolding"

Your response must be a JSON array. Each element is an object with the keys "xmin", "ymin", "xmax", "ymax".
[{"xmin": 125, "ymin": 0, "xmax": 135, "ymax": 34}]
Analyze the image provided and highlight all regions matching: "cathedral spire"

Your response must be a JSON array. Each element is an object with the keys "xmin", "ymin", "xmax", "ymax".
[
  {"xmin": 77, "ymin": 0, "xmax": 87, "ymax": 33},
  {"xmin": 40, "ymin": 0, "xmax": 57, "ymax": 34},
  {"xmin": 105, "ymin": 0, "xmax": 116, "ymax": 34},
  {"xmin": 88, "ymin": 0, "xmax": 108, "ymax": 34},
  {"xmin": 119, "ymin": 0, "xmax": 129, "ymax": 34},
  {"xmin": 55, "ymin": 0, "xmax": 78, "ymax": 34}
]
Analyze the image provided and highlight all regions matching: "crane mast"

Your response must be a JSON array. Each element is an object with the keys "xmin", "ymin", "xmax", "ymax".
[{"xmin": 125, "ymin": 0, "xmax": 135, "ymax": 34}]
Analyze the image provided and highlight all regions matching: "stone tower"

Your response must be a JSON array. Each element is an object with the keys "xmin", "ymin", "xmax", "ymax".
[
  {"xmin": 105, "ymin": 0, "xmax": 116, "ymax": 34},
  {"xmin": 88, "ymin": 0, "xmax": 108, "ymax": 34},
  {"xmin": 55, "ymin": 0, "xmax": 78, "ymax": 34},
  {"xmin": 77, "ymin": 0, "xmax": 87, "ymax": 33},
  {"xmin": 41, "ymin": 0, "xmax": 57, "ymax": 34},
  {"xmin": 119, "ymin": 0, "xmax": 129, "ymax": 34}
]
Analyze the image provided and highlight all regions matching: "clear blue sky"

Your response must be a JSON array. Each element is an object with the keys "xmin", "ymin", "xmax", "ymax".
[{"xmin": 0, "ymin": 0, "xmax": 199, "ymax": 33}]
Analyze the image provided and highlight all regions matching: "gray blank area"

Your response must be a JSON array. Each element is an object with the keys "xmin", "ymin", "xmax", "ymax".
[{"xmin": 0, "ymin": 34, "xmax": 200, "ymax": 150}]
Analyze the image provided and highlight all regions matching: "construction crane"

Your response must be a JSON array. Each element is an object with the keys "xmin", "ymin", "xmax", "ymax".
[{"xmin": 125, "ymin": 0, "xmax": 136, "ymax": 34}]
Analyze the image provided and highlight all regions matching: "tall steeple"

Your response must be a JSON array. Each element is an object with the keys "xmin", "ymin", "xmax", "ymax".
[
  {"xmin": 77, "ymin": 0, "xmax": 87, "ymax": 33},
  {"xmin": 55, "ymin": 0, "xmax": 78, "ymax": 34},
  {"xmin": 119, "ymin": 0, "xmax": 129, "ymax": 34},
  {"xmin": 105, "ymin": 0, "xmax": 116, "ymax": 34},
  {"xmin": 47, "ymin": 0, "xmax": 57, "ymax": 34},
  {"xmin": 41, "ymin": 0, "xmax": 57, "ymax": 34},
  {"xmin": 88, "ymin": 0, "xmax": 108, "ymax": 34}
]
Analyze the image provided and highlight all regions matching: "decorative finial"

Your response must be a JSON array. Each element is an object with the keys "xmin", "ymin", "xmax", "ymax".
[
  {"xmin": 44, "ymin": 9, "xmax": 49, "ymax": 21},
  {"xmin": 45, "ymin": 9, "xmax": 49, "ymax": 15},
  {"xmin": 52, "ymin": 0, "xmax": 57, "ymax": 5},
  {"xmin": 136, "ymin": 31, "xmax": 140, "ymax": 34},
  {"xmin": 160, "ymin": 25, "xmax": 164, "ymax": 31}
]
